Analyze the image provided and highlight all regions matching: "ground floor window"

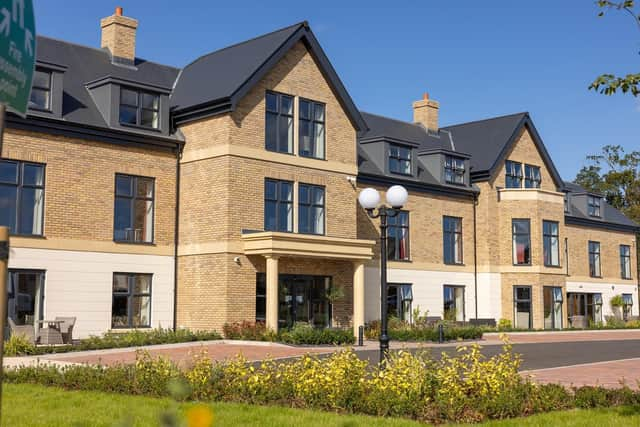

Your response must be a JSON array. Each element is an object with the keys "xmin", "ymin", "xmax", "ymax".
[
  {"xmin": 543, "ymin": 286, "xmax": 563, "ymax": 329},
  {"xmin": 7, "ymin": 270, "xmax": 44, "ymax": 328},
  {"xmin": 443, "ymin": 285, "xmax": 465, "ymax": 321},
  {"xmin": 256, "ymin": 274, "xmax": 332, "ymax": 329},
  {"xmin": 112, "ymin": 273, "xmax": 152, "ymax": 328},
  {"xmin": 514, "ymin": 286, "xmax": 532, "ymax": 329},
  {"xmin": 622, "ymin": 293, "xmax": 633, "ymax": 321},
  {"xmin": 567, "ymin": 292, "xmax": 602, "ymax": 326},
  {"xmin": 387, "ymin": 283, "xmax": 413, "ymax": 322}
]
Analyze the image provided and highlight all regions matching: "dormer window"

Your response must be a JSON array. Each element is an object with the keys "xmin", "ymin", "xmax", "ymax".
[
  {"xmin": 29, "ymin": 69, "xmax": 52, "ymax": 111},
  {"xmin": 119, "ymin": 87, "xmax": 160, "ymax": 129},
  {"xmin": 505, "ymin": 160, "xmax": 522, "ymax": 188},
  {"xmin": 524, "ymin": 165, "xmax": 541, "ymax": 188},
  {"xmin": 588, "ymin": 196, "xmax": 601, "ymax": 217},
  {"xmin": 444, "ymin": 156, "xmax": 465, "ymax": 185},
  {"xmin": 389, "ymin": 144, "xmax": 411, "ymax": 175}
]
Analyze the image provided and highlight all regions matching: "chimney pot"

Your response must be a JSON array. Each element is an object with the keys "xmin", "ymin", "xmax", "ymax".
[
  {"xmin": 115, "ymin": 6, "xmax": 123, "ymax": 16},
  {"xmin": 423, "ymin": 92, "xmax": 429, "ymax": 100}
]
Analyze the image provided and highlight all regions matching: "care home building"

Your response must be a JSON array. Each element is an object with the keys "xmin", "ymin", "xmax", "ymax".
[{"xmin": 2, "ymin": 8, "xmax": 638, "ymax": 338}]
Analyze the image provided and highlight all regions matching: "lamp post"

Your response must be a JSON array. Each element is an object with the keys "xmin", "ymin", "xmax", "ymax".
[{"xmin": 358, "ymin": 185, "xmax": 408, "ymax": 366}]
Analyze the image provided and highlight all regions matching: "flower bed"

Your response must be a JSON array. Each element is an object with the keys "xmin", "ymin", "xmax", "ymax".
[
  {"xmin": 222, "ymin": 321, "xmax": 355, "ymax": 345},
  {"xmin": 364, "ymin": 319, "xmax": 483, "ymax": 342}
]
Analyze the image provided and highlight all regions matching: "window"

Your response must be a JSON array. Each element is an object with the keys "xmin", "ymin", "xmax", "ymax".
[
  {"xmin": 543, "ymin": 286, "xmax": 563, "ymax": 329},
  {"xmin": 0, "ymin": 160, "xmax": 44, "ymax": 235},
  {"xmin": 299, "ymin": 99, "xmax": 325, "ymax": 159},
  {"xmin": 620, "ymin": 245, "xmax": 632, "ymax": 279},
  {"xmin": 587, "ymin": 196, "xmax": 601, "ymax": 217},
  {"xmin": 387, "ymin": 211, "xmax": 410, "ymax": 261},
  {"xmin": 443, "ymin": 216, "xmax": 463, "ymax": 264},
  {"xmin": 387, "ymin": 284, "xmax": 413, "ymax": 322},
  {"xmin": 255, "ymin": 273, "xmax": 266, "ymax": 322},
  {"xmin": 388, "ymin": 144, "xmax": 412, "ymax": 175},
  {"xmin": 264, "ymin": 179, "xmax": 293, "ymax": 232},
  {"xmin": 505, "ymin": 160, "xmax": 522, "ymax": 188},
  {"xmin": 444, "ymin": 156, "xmax": 465, "ymax": 185},
  {"xmin": 524, "ymin": 164, "xmax": 541, "ymax": 188},
  {"xmin": 112, "ymin": 273, "xmax": 151, "ymax": 328},
  {"xmin": 622, "ymin": 293, "xmax": 633, "ymax": 321},
  {"xmin": 588, "ymin": 241, "xmax": 601, "ymax": 277},
  {"xmin": 512, "ymin": 219, "xmax": 531, "ymax": 265},
  {"xmin": 7, "ymin": 270, "xmax": 45, "ymax": 329},
  {"xmin": 265, "ymin": 92, "xmax": 294, "ymax": 154},
  {"xmin": 443, "ymin": 285, "xmax": 465, "ymax": 321},
  {"xmin": 29, "ymin": 69, "xmax": 52, "ymax": 110},
  {"xmin": 114, "ymin": 174, "xmax": 154, "ymax": 243},
  {"xmin": 568, "ymin": 292, "xmax": 603, "ymax": 325},
  {"xmin": 119, "ymin": 87, "xmax": 160, "ymax": 129},
  {"xmin": 514, "ymin": 286, "xmax": 532, "ymax": 329},
  {"xmin": 543, "ymin": 220, "xmax": 560, "ymax": 267},
  {"xmin": 299, "ymin": 184, "xmax": 325, "ymax": 235}
]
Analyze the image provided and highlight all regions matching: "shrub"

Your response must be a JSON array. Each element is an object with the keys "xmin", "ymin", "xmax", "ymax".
[
  {"xmin": 78, "ymin": 328, "xmax": 221, "ymax": 351},
  {"xmin": 4, "ymin": 334, "xmax": 36, "ymax": 356},
  {"xmin": 222, "ymin": 321, "xmax": 275, "ymax": 341},
  {"xmin": 497, "ymin": 318, "xmax": 512, "ymax": 330},
  {"xmin": 278, "ymin": 323, "xmax": 355, "ymax": 345},
  {"xmin": 364, "ymin": 320, "xmax": 482, "ymax": 342}
]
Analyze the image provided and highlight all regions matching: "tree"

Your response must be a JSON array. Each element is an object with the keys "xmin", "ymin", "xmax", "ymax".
[
  {"xmin": 588, "ymin": 1, "xmax": 640, "ymax": 96},
  {"xmin": 575, "ymin": 145, "xmax": 640, "ymax": 223}
]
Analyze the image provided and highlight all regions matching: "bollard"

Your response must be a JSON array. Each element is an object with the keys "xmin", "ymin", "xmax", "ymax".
[
  {"xmin": 438, "ymin": 323, "xmax": 444, "ymax": 344},
  {"xmin": 358, "ymin": 325, "xmax": 364, "ymax": 346}
]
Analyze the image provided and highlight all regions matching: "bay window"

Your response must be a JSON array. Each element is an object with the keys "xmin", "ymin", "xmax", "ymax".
[{"xmin": 512, "ymin": 219, "xmax": 531, "ymax": 265}]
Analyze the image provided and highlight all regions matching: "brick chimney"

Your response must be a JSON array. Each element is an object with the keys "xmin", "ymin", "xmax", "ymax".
[
  {"xmin": 412, "ymin": 93, "xmax": 439, "ymax": 131},
  {"xmin": 100, "ymin": 7, "xmax": 138, "ymax": 63}
]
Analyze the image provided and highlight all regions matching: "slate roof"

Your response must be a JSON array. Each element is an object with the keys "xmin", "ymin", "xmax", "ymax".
[
  {"xmin": 33, "ymin": 35, "xmax": 180, "ymax": 133},
  {"xmin": 563, "ymin": 181, "xmax": 639, "ymax": 229}
]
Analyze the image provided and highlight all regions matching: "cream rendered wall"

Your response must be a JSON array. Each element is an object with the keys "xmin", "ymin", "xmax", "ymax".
[
  {"xmin": 476, "ymin": 272, "xmax": 502, "ymax": 320},
  {"xmin": 566, "ymin": 281, "xmax": 639, "ymax": 318},
  {"xmin": 8, "ymin": 247, "xmax": 175, "ymax": 338}
]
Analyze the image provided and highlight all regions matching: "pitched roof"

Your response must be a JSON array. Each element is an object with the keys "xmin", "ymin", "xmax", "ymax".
[
  {"xmin": 170, "ymin": 22, "xmax": 366, "ymax": 131},
  {"xmin": 563, "ymin": 181, "xmax": 639, "ymax": 230}
]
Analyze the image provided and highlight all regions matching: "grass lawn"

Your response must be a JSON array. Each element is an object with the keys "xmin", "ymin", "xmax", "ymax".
[{"xmin": 3, "ymin": 383, "xmax": 640, "ymax": 426}]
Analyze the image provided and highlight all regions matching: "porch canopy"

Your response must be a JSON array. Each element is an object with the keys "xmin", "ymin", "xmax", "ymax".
[{"xmin": 241, "ymin": 231, "xmax": 375, "ymax": 336}]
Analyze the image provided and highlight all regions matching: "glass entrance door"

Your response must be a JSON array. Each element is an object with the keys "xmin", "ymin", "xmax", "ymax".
[
  {"xmin": 7, "ymin": 270, "xmax": 45, "ymax": 334},
  {"xmin": 278, "ymin": 275, "xmax": 330, "ymax": 329},
  {"xmin": 543, "ymin": 286, "xmax": 563, "ymax": 329}
]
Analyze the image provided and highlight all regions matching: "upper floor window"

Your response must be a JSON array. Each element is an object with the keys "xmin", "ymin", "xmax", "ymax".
[
  {"xmin": 587, "ymin": 196, "xmax": 601, "ymax": 217},
  {"xmin": 543, "ymin": 220, "xmax": 560, "ymax": 267},
  {"xmin": 119, "ymin": 87, "xmax": 160, "ymax": 129},
  {"xmin": 112, "ymin": 273, "xmax": 151, "ymax": 328},
  {"xmin": 620, "ymin": 245, "xmax": 632, "ymax": 279},
  {"xmin": 29, "ymin": 69, "xmax": 52, "ymax": 111},
  {"xmin": 512, "ymin": 219, "xmax": 531, "ymax": 265},
  {"xmin": 388, "ymin": 144, "xmax": 411, "ymax": 175},
  {"xmin": 505, "ymin": 160, "xmax": 522, "ymax": 188},
  {"xmin": 588, "ymin": 241, "xmax": 601, "ymax": 277},
  {"xmin": 265, "ymin": 92, "xmax": 293, "ymax": 154},
  {"xmin": 114, "ymin": 174, "xmax": 154, "ymax": 243},
  {"xmin": 0, "ymin": 160, "xmax": 44, "ymax": 236},
  {"xmin": 388, "ymin": 211, "xmax": 410, "ymax": 261},
  {"xmin": 444, "ymin": 156, "xmax": 465, "ymax": 185},
  {"xmin": 264, "ymin": 179, "xmax": 293, "ymax": 232},
  {"xmin": 299, "ymin": 99, "xmax": 325, "ymax": 159},
  {"xmin": 524, "ymin": 164, "xmax": 541, "ymax": 188},
  {"xmin": 298, "ymin": 183, "xmax": 325, "ymax": 235},
  {"xmin": 443, "ymin": 216, "xmax": 463, "ymax": 264}
]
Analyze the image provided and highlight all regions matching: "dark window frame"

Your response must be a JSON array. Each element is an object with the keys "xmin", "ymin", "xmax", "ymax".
[
  {"xmin": 298, "ymin": 98, "xmax": 326, "ymax": 160},
  {"xmin": 387, "ymin": 210, "xmax": 410, "ymax": 261},
  {"xmin": 543, "ymin": 220, "xmax": 560, "ymax": 267},
  {"xmin": 512, "ymin": 219, "xmax": 532, "ymax": 266},
  {"xmin": 298, "ymin": 183, "xmax": 325, "ymax": 235},
  {"xmin": 113, "ymin": 174, "xmax": 155, "ymax": 244},
  {"xmin": 29, "ymin": 68, "xmax": 52, "ymax": 112},
  {"xmin": 444, "ymin": 156, "xmax": 465, "ymax": 185},
  {"xmin": 265, "ymin": 91, "xmax": 294, "ymax": 154},
  {"xmin": 388, "ymin": 143, "xmax": 412, "ymax": 176},
  {"xmin": 111, "ymin": 272, "xmax": 152, "ymax": 329},
  {"xmin": 443, "ymin": 284, "xmax": 465, "ymax": 321},
  {"xmin": 119, "ymin": 86, "xmax": 161, "ymax": 130},
  {"xmin": 513, "ymin": 285, "xmax": 533, "ymax": 329},
  {"xmin": 505, "ymin": 160, "xmax": 523, "ymax": 188},
  {"xmin": 387, "ymin": 283, "xmax": 413, "ymax": 322},
  {"xmin": 622, "ymin": 293, "xmax": 633, "ymax": 321},
  {"xmin": 587, "ymin": 196, "xmax": 601, "ymax": 218},
  {"xmin": 0, "ymin": 159, "xmax": 46, "ymax": 236},
  {"xmin": 620, "ymin": 244, "xmax": 632, "ymax": 280},
  {"xmin": 443, "ymin": 216, "xmax": 463, "ymax": 265},
  {"xmin": 264, "ymin": 178, "xmax": 293, "ymax": 233},
  {"xmin": 524, "ymin": 164, "xmax": 541, "ymax": 188},
  {"xmin": 588, "ymin": 240, "xmax": 601, "ymax": 278}
]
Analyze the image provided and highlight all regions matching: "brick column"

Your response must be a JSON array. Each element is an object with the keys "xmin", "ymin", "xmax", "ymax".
[
  {"xmin": 352, "ymin": 261, "xmax": 365, "ymax": 338},
  {"xmin": 265, "ymin": 255, "xmax": 280, "ymax": 331}
]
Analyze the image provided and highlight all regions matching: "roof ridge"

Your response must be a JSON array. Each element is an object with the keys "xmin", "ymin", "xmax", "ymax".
[
  {"xmin": 443, "ymin": 111, "xmax": 528, "ymax": 129},
  {"xmin": 360, "ymin": 110, "xmax": 426, "ymax": 130},
  {"xmin": 180, "ymin": 22, "xmax": 305, "ymax": 69},
  {"xmin": 36, "ymin": 34, "xmax": 180, "ymax": 71}
]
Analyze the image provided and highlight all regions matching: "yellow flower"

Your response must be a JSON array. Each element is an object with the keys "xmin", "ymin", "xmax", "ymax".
[{"xmin": 186, "ymin": 405, "xmax": 214, "ymax": 427}]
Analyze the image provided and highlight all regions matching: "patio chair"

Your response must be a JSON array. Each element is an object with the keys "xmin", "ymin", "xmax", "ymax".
[
  {"xmin": 569, "ymin": 315, "xmax": 586, "ymax": 329},
  {"xmin": 54, "ymin": 317, "xmax": 76, "ymax": 344},
  {"xmin": 7, "ymin": 317, "xmax": 36, "ymax": 345}
]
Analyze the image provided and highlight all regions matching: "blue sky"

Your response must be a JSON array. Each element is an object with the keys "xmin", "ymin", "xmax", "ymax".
[{"xmin": 34, "ymin": 1, "xmax": 639, "ymax": 180}]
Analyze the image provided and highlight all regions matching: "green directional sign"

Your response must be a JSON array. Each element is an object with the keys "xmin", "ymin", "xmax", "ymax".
[{"xmin": 0, "ymin": 0, "xmax": 35, "ymax": 117}]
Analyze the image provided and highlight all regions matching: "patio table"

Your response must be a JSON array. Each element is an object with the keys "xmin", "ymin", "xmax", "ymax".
[{"xmin": 37, "ymin": 320, "xmax": 64, "ymax": 345}]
